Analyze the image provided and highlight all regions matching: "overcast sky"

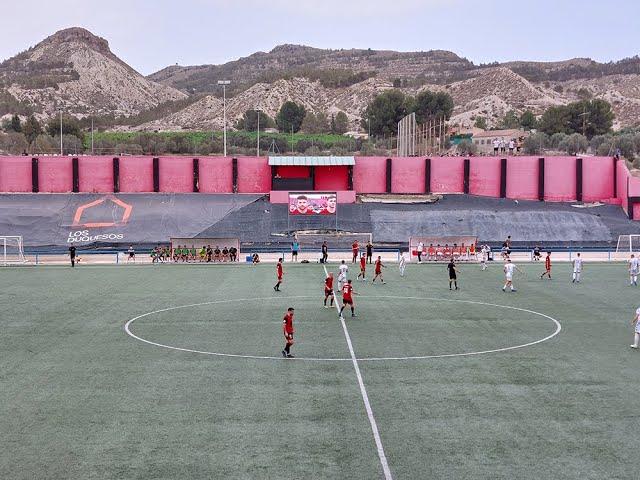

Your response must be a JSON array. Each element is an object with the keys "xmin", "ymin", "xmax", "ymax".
[{"xmin": 1, "ymin": 0, "xmax": 638, "ymax": 75}]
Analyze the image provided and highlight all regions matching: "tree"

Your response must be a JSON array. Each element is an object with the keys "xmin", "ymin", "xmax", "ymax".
[
  {"xmin": 301, "ymin": 112, "xmax": 330, "ymax": 134},
  {"xmin": 333, "ymin": 111, "xmax": 349, "ymax": 134},
  {"xmin": 276, "ymin": 101, "xmax": 306, "ymax": 133},
  {"xmin": 46, "ymin": 114, "xmax": 83, "ymax": 140},
  {"xmin": 0, "ymin": 132, "xmax": 28, "ymax": 154},
  {"xmin": 499, "ymin": 110, "xmax": 520, "ymax": 129},
  {"xmin": 412, "ymin": 90, "xmax": 454, "ymax": 124},
  {"xmin": 361, "ymin": 90, "xmax": 412, "ymax": 137},
  {"xmin": 32, "ymin": 134, "xmax": 58, "ymax": 154},
  {"xmin": 538, "ymin": 106, "xmax": 571, "ymax": 135},
  {"xmin": 519, "ymin": 110, "xmax": 537, "ymax": 130},
  {"xmin": 550, "ymin": 132, "xmax": 567, "ymax": 149},
  {"xmin": 474, "ymin": 116, "xmax": 488, "ymax": 130},
  {"xmin": 523, "ymin": 132, "xmax": 549, "ymax": 155},
  {"xmin": 457, "ymin": 139, "xmax": 477, "ymax": 155},
  {"xmin": 237, "ymin": 110, "xmax": 273, "ymax": 131},
  {"xmin": 23, "ymin": 115, "xmax": 42, "ymax": 144},
  {"xmin": 10, "ymin": 114, "xmax": 22, "ymax": 133},
  {"xmin": 558, "ymin": 133, "xmax": 588, "ymax": 155}
]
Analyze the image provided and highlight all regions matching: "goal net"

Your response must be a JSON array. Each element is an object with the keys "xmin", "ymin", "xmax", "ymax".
[
  {"xmin": 0, "ymin": 236, "xmax": 27, "ymax": 266},
  {"xmin": 615, "ymin": 235, "xmax": 640, "ymax": 259},
  {"xmin": 296, "ymin": 231, "xmax": 372, "ymax": 253},
  {"xmin": 170, "ymin": 237, "xmax": 240, "ymax": 261},
  {"xmin": 409, "ymin": 235, "xmax": 478, "ymax": 262}
]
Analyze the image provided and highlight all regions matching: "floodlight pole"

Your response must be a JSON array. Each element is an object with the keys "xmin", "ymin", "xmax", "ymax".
[
  {"xmin": 256, "ymin": 108, "xmax": 262, "ymax": 157},
  {"xmin": 218, "ymin": 80, "xmax": 231, "ymax": 156}
]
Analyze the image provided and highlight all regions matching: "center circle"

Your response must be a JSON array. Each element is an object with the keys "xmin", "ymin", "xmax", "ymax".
[{"xmin": 124, "ymin": 296, "xmax": 561, "ymax": 362}]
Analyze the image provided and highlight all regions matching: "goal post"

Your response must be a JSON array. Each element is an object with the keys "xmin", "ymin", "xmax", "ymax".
[
  {"xmin": 615, "ymin": 234, "xmax": 640, "ymax": 260},
  {"xmin": 409, "ymin": 235, "xmax": 478, "ymax": 262},
  {"xmin": 0, "ymin": 235, "xmax": 27, "ymax": 266}
]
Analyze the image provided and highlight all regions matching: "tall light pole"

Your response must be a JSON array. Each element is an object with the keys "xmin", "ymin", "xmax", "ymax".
[
  {"xmin": 217, "ymin": 80, "xmax": 231, "ymax": 156},
  {"xmin": 59, "ymin": 109, "xmax": 63, "ymax": 156},
  {"xmin": 256, "ymin": 108, "xmax": 263, "ymax": 157}
]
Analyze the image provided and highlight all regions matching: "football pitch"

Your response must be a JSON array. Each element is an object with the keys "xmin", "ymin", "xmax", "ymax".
[{"xmin": 1, "ymin": 261, "xmax": 639, "ymax": 480}]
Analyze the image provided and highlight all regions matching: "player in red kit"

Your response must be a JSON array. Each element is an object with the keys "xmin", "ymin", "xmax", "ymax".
[
  {"xmin": 339, "ymin": 279, "xmax": 357, "ymax": 318},
  {"xmin": 274, "ymin": 258, "xmax": 284, "ymax": 291},
  {"xmin": 352, "ymin": 240, "xmax": 359, "ymax": 263},
  {"xmin": 281, "ymin": 307, "xmax": 295, "ymax": 358},
  {"xmin": 372, "ymin": 256, "xmax": 386, "ymax": 284},
  {"xmin": 357, "ymin": 253, "xmax": 366, "ymax": 281},
  {"xmin": 540, "ymin": 252, "xmax": 552, "ymax": 280},
  {"xmin": 324, "ymin": 272, "xmax": 335, "ymax": 308}
]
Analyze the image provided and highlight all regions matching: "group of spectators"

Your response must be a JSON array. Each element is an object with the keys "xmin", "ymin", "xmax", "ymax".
[
  {"xmin": 151, "ymin": 244, "xmax": 238, "ymax": 263},
  {"xmin": 492, "ymin": 138, "xmax": 522, "ymax": 155}
]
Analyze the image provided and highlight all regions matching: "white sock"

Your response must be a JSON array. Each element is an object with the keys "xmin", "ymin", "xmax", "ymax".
[
  {"xmin": 635, "ymin": 276, "xmax": 638, "ymax": 284},
  {"xmin": 634, "ymin": 333, "xmax": 640, "ymax": 347},
  {"xmin": 576, "ymin": 273, "xmax": 581, "ymax": 282},
  {"xmin": 572, "ymin": 273, "xmax": 576, "ymax": 281},
  {"xmin": 503, "ymin": 283, "xmax": 507, "ymax": 289},
  {"xmin": 511, "ymin": 285, "xmax": 515, "ymax": 291}
]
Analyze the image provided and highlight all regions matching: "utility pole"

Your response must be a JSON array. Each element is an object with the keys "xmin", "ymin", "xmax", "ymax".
[
  {"xmin": 256, "ymin": 108, "xmax": 262, "ymax": 157},
  {"xmin": 59, "ymin": 109, "xmax": 63, "ymax": 156},
  {"xmin": 91, "ymin": 117, "xmax": 94, "ymax": 155},
  {"xmin": 217, "ymin": 80, "xmax": 231, "ymax": 156}
]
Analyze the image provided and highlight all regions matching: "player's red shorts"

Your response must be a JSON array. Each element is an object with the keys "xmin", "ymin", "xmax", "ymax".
[
  {"xmin": 325, "ymin": 287, "xmax": 333, "ymax": 296},
  {"xmin": 375, "ymin": 269, "xmax": 381, "ymax": 275},
  {"xmin": 278, "ymin": 275, "xmax": 283, "ymax": 281},
  {"xmin": 284, "ymin": 333, "xmax": 294, "ymax": 344},
  {"xmin": 343, "ymin": 298, "xmax": 353, "ymax": 305}
]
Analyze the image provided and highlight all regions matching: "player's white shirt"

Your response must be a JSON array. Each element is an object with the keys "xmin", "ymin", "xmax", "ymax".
[
  {"xmin": 127, "ymin": 247, "xmax": 134, "ymax": 254},
  {"xmin": 504, "ymin": 263, "xmax": 515, "ymax": 279},
  {"xmin": 629, "ymin": 258, "xmax": 640, "ymax": 273},
  {"xmin": 481, "ymin": 246, "xmax": 488, "ymax": 261},
  {"xmin": 338, "ymin": 264, "xmax": 349, "ymax": 280},
  {"xmin": 399, "ymin": 255, "xmax": 406, "ymax": 268},
  {"xmin": 573, "ymin": 257, "xmax": 583, "ymax": 272},
  {"xmin": 418, "ymin": 242, "xmax": 424, "ymax": 252}
]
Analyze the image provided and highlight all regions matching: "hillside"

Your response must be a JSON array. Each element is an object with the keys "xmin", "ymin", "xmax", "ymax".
[{"xmin": 0, "ymin": 27, "xmax": 186, "ymax": 119}]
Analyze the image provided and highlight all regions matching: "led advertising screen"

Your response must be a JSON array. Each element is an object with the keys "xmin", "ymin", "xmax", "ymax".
[{"xmin": 288, "ymin": 192, "xmax": 337, "ymax": 216}]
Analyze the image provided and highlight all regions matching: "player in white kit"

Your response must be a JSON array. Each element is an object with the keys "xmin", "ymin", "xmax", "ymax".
[
  {"xmin": 502, "ymin": 259, "xmax": 522, "ymax": 292},
  {"xmin": 480, "ymin": 245, "xmax": 489, "ymax": 271},
  {"xmin": 572, "ymin": 252, "xmax": 583, "ymax": 283},
  {"xmin": 631, "ymin": 307, "xmax": 640, "ymax": 349},
  {"xmin": 399, "ymin": 252, "xmax": 407, "ymax": 277},
  {"xmin": 338, "ymin": 260, "xmax": 349, "ymax": 287},
  {"xmin": 629, "ymin": 254, "xmax": 639, "ymax": 286}
]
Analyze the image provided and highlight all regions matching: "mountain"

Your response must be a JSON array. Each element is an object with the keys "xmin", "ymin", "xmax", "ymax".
[{"xmin": 0, "ymin": 27, "xmax": 186, "ymax": 119}]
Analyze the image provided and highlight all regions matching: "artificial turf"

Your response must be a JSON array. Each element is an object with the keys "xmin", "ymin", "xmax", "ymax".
[{"xmin": 0, "ymin": 261, "xmax": 638, "ymax": 479}]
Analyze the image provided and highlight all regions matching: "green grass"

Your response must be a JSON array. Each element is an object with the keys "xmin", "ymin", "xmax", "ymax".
[{"xmin": 1, "ymin": 262, "xmax": 639, "ymax": 479}]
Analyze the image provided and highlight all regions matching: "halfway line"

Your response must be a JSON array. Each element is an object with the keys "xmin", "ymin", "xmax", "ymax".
[{"xmin": 323, "ymin": 264, "xmax": 393, "ymax": 480}]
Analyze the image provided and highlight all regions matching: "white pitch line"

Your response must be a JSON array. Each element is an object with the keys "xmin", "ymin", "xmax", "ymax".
[{"xmin": 323, "ymin": 265, "xmax": 393, "ymax": 480}]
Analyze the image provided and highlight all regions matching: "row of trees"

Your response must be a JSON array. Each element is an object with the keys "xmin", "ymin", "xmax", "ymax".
[
  {"xmin": 361, "ymin": 90, "xmax": 454, "ymax": 137},
  {"xmin": 235, "ymin": 103, "xmax": 350, "ymax": 135}
]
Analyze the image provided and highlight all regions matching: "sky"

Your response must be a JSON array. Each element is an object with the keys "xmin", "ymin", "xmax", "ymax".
[{"xmin": 1, "ymin": 0, "xmax": 639, "ymax": 75}]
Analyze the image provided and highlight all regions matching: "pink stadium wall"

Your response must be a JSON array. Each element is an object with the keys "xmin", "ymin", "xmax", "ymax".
[
  {"xmin": 78, "ymin": 157, "xmax": 113, "ymax": 193},
  {"xmin": 0, "ymin": 157, "xmax": 31, "ymax": 192},
  {"xmin": 544, "ymin": 156, "xmax": 576, "ymax": 202},
  {"xmin": 277, "ymin": 166, "xmax": 310, "ymax": 178},
  {"xmin": 237, "ymin": 157, "xmax": 271, "ymax": 193},
  {"xmin": 469, "ymin": 157, "xmax": 501, "ymax": 197},
  {"xmin": 315, "ymin": 166, "xmax": 349, "ymax": 191},
  {"xmin": 354, "ymin": 157, "xmax": 387, "ymax": 193},
  {"xmin": 119, "ymin": 157, "xmax": 155, "ymax": 192},
  {"xmin": 159, "ymin": 157, "xmax": 193, "ymax": 193},
  {"xmin": 38, "ymin": 157, "xmax": 73, "ymax": 193},
  {"xmin": 431, "ymin": 157, "xmax": 464, "ymax": 193},
  {"xmin": 199, "ymin": 157, "xmax": 233, "ymax": 193},
  {"xmin": 617, "ymin": 160, "xmax": 630, "ymax": 214},
  {"xmin": 391, "ymin": 157, "xmax": 425, "ymax": 193},
  {"xmin": 506, "ymin": 156, "xmax": 539, "ymax": 200},
  {"xmin": 583, "ymin": 157, "xmax": 614, "ymax": 202}
]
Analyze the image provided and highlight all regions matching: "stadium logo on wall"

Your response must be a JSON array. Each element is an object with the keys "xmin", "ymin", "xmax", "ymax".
[{"xmin": 67, "ymin": 195, "xmax": 132, "ymax": 243}]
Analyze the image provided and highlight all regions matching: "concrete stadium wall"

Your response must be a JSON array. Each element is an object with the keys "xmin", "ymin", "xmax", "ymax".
[
  {"xmin": 38, "ymin": 157, "xmax": 73, "ymax": 193},
  {"xmin": 391, "ymin": 157, "xmax": 425, "ymax": 194},
  {"xmin": 0, "ymin": 157, "xmax": 31, "ymax": 192},
  {"xmin": 199, "ymin": 157, "xmax": 233, "ymax": 193},
  {"xmin": 237, "ymin": 157, "xmax": 271, "ymax": 193},
  {"xmin": 431, "ymin": 157, "xmax": 465, "ymax": 193},
  {"xmin": 506, "ymin": 156, "xmax": 539, "ymax": 200},
  {"xmin": 78, "ymin": 157, "xmax": 113, "ymax": 193},
  {"xmin": 159, "ymin": 156, "xmax": 193, "ymax": 193},
  {"xmin": 544, "ymin": 156, "xmax": 576, "ymax": 202},
  {"xmin": 583, "ymin": 157, "xmax": 614, "ymax": 202},
  {"xmin": 469, "ymin": 157, "xmax": 501, "ymax": 197},
  {"xmin": 119, "ymin": 156, "xmax": 155, "ymax": 192},
  {"xmin": 354, "ymin": 157, "xmax": 387, "ymax": 193}
]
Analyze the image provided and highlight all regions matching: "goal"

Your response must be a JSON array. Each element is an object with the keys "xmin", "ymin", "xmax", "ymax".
[
  {"xmin": 0, "ymin": 236, "xmax": 27, "ymax": 266},
  {"xmin": 616, "ymin": 235, "xmax": 640, "ymax": 259},
  {"xmin": 296, "ymin": 231, "xmax": 372, "ymax": 251},
  {"xmin": 409, "ymin": 235, "xmax": 478, "ymax": 262}
]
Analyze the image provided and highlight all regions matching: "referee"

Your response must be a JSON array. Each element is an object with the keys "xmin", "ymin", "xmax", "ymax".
[{"xmin": 69, "ymin": 245, "xmax": 76, "ymax": 267}]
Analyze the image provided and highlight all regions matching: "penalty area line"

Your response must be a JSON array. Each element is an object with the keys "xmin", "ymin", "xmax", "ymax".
[{"xmin": 323, "ymin": 264, "xmax": 393, "ymax": 480}]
